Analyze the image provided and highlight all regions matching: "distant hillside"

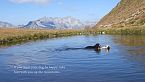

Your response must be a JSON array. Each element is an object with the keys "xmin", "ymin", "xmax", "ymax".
[
  {"xmin": 0, "ymin": 21, "xmax": 14, "ymax": 28},
  {"xmin": 22, "ymin": 16, "xmax": 95, "ymax": 29},
  {"xmin": 95, "ymin": 0, "xmax": 145, "ymax": 28}
]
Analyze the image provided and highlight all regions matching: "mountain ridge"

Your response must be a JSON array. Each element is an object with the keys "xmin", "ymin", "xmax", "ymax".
[
  {"xmin": 95, "ymin": 0, "xmax": 145, "ymax": 28},
  {"xmin": 23, "ymin": 16, "xmax": 95, "ymax": 29},
  {"xmin": 0, "ymin": 21, "xmax": 14, "ymax": 28},
  {"xmin": 0, "ymin": 17, "xmax": 96, "ymax": 29}
]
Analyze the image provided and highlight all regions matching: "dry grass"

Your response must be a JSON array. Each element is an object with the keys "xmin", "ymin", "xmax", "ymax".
[
  {"xmin": 96, "ymin": 0, "xmax": 145, "ymax": 27},
  {"xmin": 0, "ymin": 26, "xmax": 145, "ymax": 46},
  {"xmin": 0, "ymin": 28, "xmax": 83, "ymax": 45},
  {"xmin": 91, "ymin": 25, "xmax": 145, "ymax": 35}
]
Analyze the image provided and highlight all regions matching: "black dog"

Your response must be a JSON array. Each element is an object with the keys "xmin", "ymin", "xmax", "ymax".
[
  {"xmin": 85, "ymin": 43, "xmax": 101, "ymax": 49},
  {"xmin": 58, "ymin": 43, "xmax": 110, "ymax": 53}
]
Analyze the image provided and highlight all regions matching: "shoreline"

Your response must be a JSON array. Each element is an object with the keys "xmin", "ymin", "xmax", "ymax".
[
  {"xmin": 0, "ymin": 27, "xmax": 145, "ymax": 46},
  {"xmin": 0, "ymin": 28, "xmax": 85, "ymax": 46}
]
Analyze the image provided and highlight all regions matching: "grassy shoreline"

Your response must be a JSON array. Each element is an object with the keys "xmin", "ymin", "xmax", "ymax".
[
  {"xmin": 0, "ymin": 27, "xmax": 145, "ymax": 46},
  {"xmin": 0, "ymin": 28, "xmax": 86, "ymax": 46},
  {"xmin": 88, "ymin": 26, "xmax": 145, "ymax": 35}
]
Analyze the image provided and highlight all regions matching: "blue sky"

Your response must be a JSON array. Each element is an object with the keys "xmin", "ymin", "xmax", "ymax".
[{"xmin": 0, "ymin": 0, "xmax": 120, "ymax": 25}]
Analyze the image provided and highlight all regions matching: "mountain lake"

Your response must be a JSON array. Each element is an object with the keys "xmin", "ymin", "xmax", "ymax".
[{"xmin": 0, "ymin": 35, "xmax": 145, "ymax": 82}]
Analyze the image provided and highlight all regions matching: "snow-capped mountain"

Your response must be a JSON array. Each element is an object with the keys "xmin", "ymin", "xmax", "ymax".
[
  {"xmin": 0, "ymin": 21, "xmax": 14, "ymax": 28},
  {"xmin": 83, "ymin": 21, "xmax": 97, "ymax": 28},
  {"xmin": 23, "ymin": 16, "xmax": 85, "ymax": 29},
  {"xmin": 0, "ymin": 17, "xmax": 96, "ymax": 29}
]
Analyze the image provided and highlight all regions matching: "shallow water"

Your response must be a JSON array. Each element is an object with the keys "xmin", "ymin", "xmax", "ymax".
[{"xmin": 0, "ymin": 35, "xmax": 145, "ymax": 82}]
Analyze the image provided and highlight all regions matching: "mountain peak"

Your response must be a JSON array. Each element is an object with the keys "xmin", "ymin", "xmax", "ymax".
[{"xmin": 23, "ymin": 16, "xmax": 85, "ymax": 29}]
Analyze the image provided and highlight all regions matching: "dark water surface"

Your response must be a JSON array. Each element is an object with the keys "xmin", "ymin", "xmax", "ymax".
[{"xmin": 0, "ymin": 35, "xmax": 145, "ymax": 82}]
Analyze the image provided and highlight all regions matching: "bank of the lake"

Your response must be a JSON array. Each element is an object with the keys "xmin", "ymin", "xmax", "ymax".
[
  {"xmin": 88, "ymin": 26, "xmax": 145, "ymax": 35},
  {"xmin": 0, "ymin": 28, "xmax": 87, "ymax": 46},
  {"xmin": 1, "ymin": 26, "xmax": 145, "ymax": 46}
]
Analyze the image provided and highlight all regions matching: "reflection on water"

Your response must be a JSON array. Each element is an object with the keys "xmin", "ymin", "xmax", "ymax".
[
  {"xmin": 114, "ymin": 35, "xmax": 145, "ymax": 67},
  {"xmin": 0, "ymin": 35, "xmax": 145, "ymax": 82},
  {"xmin": 114, "ymin": 35, "xmax": 145, "ymax": 46},
  {"xmin": 114, "ymin": 35, "xmax": 145, "ymax": 55}
]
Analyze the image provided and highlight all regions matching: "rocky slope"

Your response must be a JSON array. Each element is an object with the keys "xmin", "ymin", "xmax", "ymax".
[
  {"xmin": 95, "ymin": 0, "xmax": 145, "ymax": 28},
  {"xmin": 23, "ymin": 16, "xmax": 94, "ymax": 29}
]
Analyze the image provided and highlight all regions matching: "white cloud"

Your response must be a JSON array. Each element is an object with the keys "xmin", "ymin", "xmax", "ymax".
[{"xmin": 10, "ymin": 0, "xmax": 51, "ymax": 4}]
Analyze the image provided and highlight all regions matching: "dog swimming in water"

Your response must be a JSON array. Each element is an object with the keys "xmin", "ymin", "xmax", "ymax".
[
  {"xmin": 85, "ymin": 43, "xmax": 110, "ymax": 51},
  {"xmin": 85, "ymin": 43, "xmax": 101, "ymax": 50},
  {"xmin": 57, "ymin": 43, "xmax": 110, "ymax": 53}
]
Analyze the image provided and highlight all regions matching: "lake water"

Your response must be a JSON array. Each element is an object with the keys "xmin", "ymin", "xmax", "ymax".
[{"xmin": 0, "ymin": 35, "xmax": 145, "ymax": 82}]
